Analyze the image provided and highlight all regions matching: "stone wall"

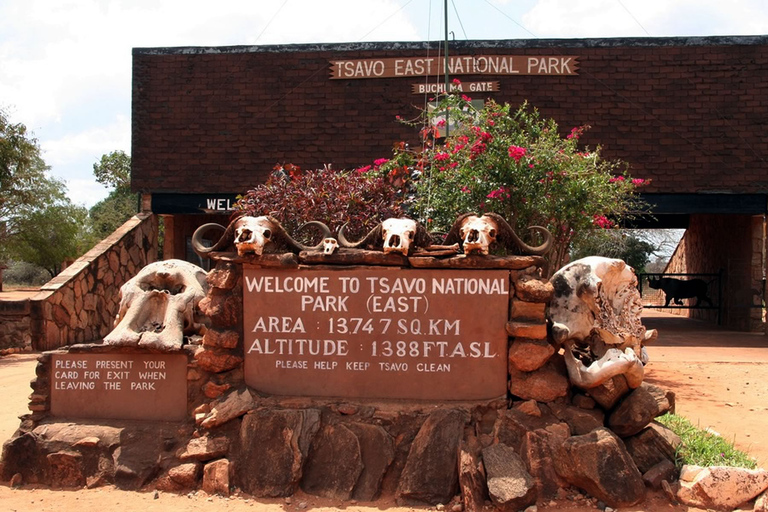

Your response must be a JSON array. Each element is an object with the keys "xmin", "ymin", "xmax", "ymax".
[
  {"xmin": 29, "ymin": 213, "xmax": 158, "ymax": 351},
  {"xmin": 662, "ymin": 214, "xmax": 766, "ymax": 332},
  {"xmin": 0, "ymin": 300, "xmax": 32, "ymax": 353}
]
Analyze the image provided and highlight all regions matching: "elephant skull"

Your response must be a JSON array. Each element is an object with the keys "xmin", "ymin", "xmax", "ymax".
[
  {"xmin": 548, "ymin": 256, "xmax": 657, "ymax": 390},
  {"xmin": 104, "ymin": 259, "xmax": 208, "ymax": 351}
]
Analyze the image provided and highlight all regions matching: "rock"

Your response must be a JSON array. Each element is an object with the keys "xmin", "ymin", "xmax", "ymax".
[
  {"xmin": 624, "ymin": 422, "xmax": 681, "ymax": 473},
  {"xmin": 508, "ymin": 338, "xmax": 555, "ymax": 372},
  {"xmin": 346, "ymin": 423, "xmax": 395, "ymax": 501},
  {"xmin": 47, "ymin": 451, "xmax": 85, "ymax": 488},
  {"xmin": 505, "ymin": 322, "xmax": 547, "ymax": 340},
  {"xmin": 169, "ymin": 463, "xmax": 202, "ymax": 488},
  {"xmin": 514, "ymin": 275, "xmax": 554, "ymax": 303},
  {"xmin": 509, "ymin": 300, "xmax": 546, "ymax": 322},
  {"xmin": 200, "ymin": 388, "xmax": 255, "ymax": 429},
  {"xmin": 642, "ymin": 459, "xmax": 678, "ymax": 489},
  {"xmin": 235, "ymin": 409, "xmax": 321, "ymax": 497},
  {"xmin": 9, "ymin": 472, "xmax": 22, "ymax": 487},
  {"xmin": 1, "ymin": 432, "xmax": 46, "ymax": 484},
  {"xmin": 482, "ymin": 443, "xmax": 537, "ymax": 512},
  {"xmin": 548, "ymin": 402, "xmax": 604, "ymax": 435},
  {"xmin": 572, "ymin": 394, "xmax": 596, "ymax": 410},
  {"xmin": 203, "ymin": 459, "xmax": 231, "ymax": 496},
  {"xmin": 178, "ymin": 436, "xmax": 229, "ymax": 462},
  {"xmin": 676, "ymin": 465, "xmax": 768, "ymax": 511},
  {"xmin": 301, "ymin": 424, "xmax": 363, "ymax": 500},
  {"xmin": 513, "ymin": 400, "xmax": 542, "ymax": 417},
  {"xmin": 194, "ymin": 346, "xmax": 243, "ymax": 374},
  {"xmin": 202, "ymin": 329, "xmax": 240, "ymax": 349},
  {"xmin": 458, "ymin": 440, "xmax": 486, "ymax": 512},
  {"xmin": 554, "ymin": 427, "xmax": 645, "ymax": 508},
  {"xmin": 198, "ymin": 291, "xmax": 241, "ymax": 328},
  {"xmin": 508, "ymin": 356, "xmax": 569, "ymax": 403},
  {"xmin": 586, "ymin": 375, "xmax": 630, "ymax": 410},
  {"xmin": 112, "ymin": 425, "xmax": 175, "ymax": 490},
  {"xmin": 397, "ymin": 409, "xmax": 466, "ymax": 505},
  {"xmin": 519, "ymin": 423, "xmax": 570, "ymax": 499},
  {"xmin": 608, "ymin": 383, "xmax": 672, "ymax": 437},
  {"xmin": 202, "ymin": 380, "xmax": 231, "ymax": 399},
  {"xmin": 493, "ymin": 406, "xmax": 562, "ymax": 452},
  {"xmin": 207, "ymin": 262, "xmax": 240, "ymax": 290},
  {"xmin": 755, "ymin": 490, "xmax": 768, "ymax": 512}
]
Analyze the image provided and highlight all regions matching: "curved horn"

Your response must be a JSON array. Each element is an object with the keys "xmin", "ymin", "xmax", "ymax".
[
  {"xmin": 484, "ymin": 213, "xmax": 553, "ymax": 256},
  {"xmin": 191, "ymin": 222, "xmax": 235, "ymax": 257},
  {"xmin": 337, "ymin": 222, "xmax": 383, "ymax": 249},
  {"xmin": 278, "ymin": 219, "xmax": 333, "ymax": 252},
  {"xmin": 414, "ymin": 223, "xmax": 433, "ymax": 248},
  {"xmin": 443, "ymin": 212, "xmax": 477, "ymax": 245}
]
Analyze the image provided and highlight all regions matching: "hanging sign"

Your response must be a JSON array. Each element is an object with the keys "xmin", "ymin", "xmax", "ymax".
[
  {"xmin": 411, "ymin": 81, "xmax": 500, "ymax": 94},
  {"xmin": 330, "ymin": 55, "xmax": 578, "ymax": 79}
]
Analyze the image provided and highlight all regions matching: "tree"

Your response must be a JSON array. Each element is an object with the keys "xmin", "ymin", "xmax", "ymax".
[
  {"xmin": 369, "ymin": 93, "xmax": 649, "ymax": 272},
  {"xmin": 89, "ymin": 150, "xmax": 138, "ymax": 239},
  {"xmin": 7, "ymin": 203, "xmax": 91, "ymax": 278},
  {"xmin": 571, "ymin": 229, "xmax": 657, "ymax": 274},
  {"xmin": 0, "ymin": 107, "xmax": 70, "ymax": 263}
]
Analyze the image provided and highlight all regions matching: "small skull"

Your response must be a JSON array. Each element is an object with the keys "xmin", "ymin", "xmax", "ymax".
[
  {"xmin": 322, "ymin": 237, "xmax": 339, "ymax": 255},
  {"xmin": 382, "ymin": 218, "xmax": 418, "ymax": 256},
  {"xmin": 460, "ymin": 216, "xmax": 498, "ymax": 255}
]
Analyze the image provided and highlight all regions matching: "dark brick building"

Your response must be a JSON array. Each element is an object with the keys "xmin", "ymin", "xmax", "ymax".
[{"xmin": 131, "ymin": 36, "xmax": 767, "ymax": 330}]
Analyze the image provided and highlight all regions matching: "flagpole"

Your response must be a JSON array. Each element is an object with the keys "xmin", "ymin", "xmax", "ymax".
[{"xmin": 444, "ymin": 0, "xmax": 450, "ymax": 137}]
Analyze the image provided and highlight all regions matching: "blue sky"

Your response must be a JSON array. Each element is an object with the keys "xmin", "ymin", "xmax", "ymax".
[{"xmin": 2, "ymin": 0, "xmax": 768, "ymax": 208}]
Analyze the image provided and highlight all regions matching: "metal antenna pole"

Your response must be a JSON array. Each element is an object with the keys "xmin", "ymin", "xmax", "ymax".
[{"xmin": 444, "ymin": 0, "xmax": 449, "ymax": 138}]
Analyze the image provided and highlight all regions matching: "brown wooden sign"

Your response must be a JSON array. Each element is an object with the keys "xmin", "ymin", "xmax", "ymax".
[
  {"xmin": 243, "ymin": 267, "xmax": 509, "ymax": 400},
  {"xmin": 330, "ymin": 55, "xmax": 578, "ymax": 79},
  {"xmin": 412, "ymin": 81, "xmax": 499, "ymax": 95},
  {"xmin": 50, "ymin": 353, "xmax": 187, "ymax": 421}
]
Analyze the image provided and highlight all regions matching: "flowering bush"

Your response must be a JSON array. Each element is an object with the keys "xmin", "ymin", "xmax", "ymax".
[
  {"xmin": 235, "ymin": 164, "xmax": 405, "ymax": 240},
  {"xmin": 371, "ymin": 92, "xmax": 648, "ymax": 271}
]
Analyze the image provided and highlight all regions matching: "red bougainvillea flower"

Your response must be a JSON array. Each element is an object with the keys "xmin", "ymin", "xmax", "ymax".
[
  {"xmin": 373, "ymin": 158, "xmax": 389, "ymax": 167},
  {"xmin": 592, "ymin": 214, "xmax": 614, "ymax": 228},
  {"xmin": 452, "ymin": 78, "xmax": 462, "ymax": 85},
  {"xmin": 632, "ymin": 178, "xmax": 649, "ymax": 186},
  {"xmin": 486, "ymin": 187, "xmax": 510, "ymax": 200},
  {"xmin": 461, "ymin": 186, "xmax": 471, "ymax": 194},
  {"xmin": 355, "ymin": 165, "xmax": 372, "ymax": 174},
  {"xmin": 609, "ymin": 176, "xmax": 625, "ymax": 184},
  {"xmin": 508, "ymin": 145, "xmax": 527, "ymax": 162},
  {"xmin": 434, "ymin": 152, "xmax": 450, "ymax": 161}
]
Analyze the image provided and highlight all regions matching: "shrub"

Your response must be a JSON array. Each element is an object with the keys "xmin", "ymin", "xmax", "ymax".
[
  {"xmin": 236, "ymin": 165, "xmax": 405, "ymax": 240},
  {"xmin": 368, "ymin": 92, "xmax": 649, "ymax": 271}
]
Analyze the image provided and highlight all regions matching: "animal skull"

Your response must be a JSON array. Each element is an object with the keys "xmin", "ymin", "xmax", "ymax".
[
  {"xmin": 104, "ymin": 260, "xmax": 208, "ymax": 351},
  {"xmin": 459, "ymin": 215, "xmax": 499, "ymax": 255},
  {"xmin": 381, "ymin": 218, "xmax": 418, "ymax": 256},
  {"xmin": 322, "ymin": 237, "xmax": 339, "ymax": 255},
  {"xmin": 548, "ymin": 256, "xmax": 657, "ymax": 390},
  {"xmin": 234, "ymin": 216, "xmax": 276, "ymax": 256}
]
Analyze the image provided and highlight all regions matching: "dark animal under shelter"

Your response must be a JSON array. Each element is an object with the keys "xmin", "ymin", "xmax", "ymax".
[{"xmin": 647, "ymin": 276, "xmax": 714, "ymax": 307}]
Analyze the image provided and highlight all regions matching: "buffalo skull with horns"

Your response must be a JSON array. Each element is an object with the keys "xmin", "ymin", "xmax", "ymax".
[
  {"xmin": 337, "ymin": 218, "xmax": 432, "ymax": 256},
  {"xmin": 192, "ymin": 215, "xmax": 331, "ymax": 257},
  {"xmin": 444, "ymin": 213, "xmax": 553, "ymax": 256}
]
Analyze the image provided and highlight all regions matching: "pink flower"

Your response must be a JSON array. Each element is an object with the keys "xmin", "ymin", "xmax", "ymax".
[
  {"xmin": 609, "ymin": 176, "xmax": 625, "ymax": 184},
  {"xmin": 470, "ymin": 141, "xmax": 487, "ymax": 159},
  {"xmin": 434, "ymin": 152, "xmax": 450, "ymax": 161},
  {"xmin": 632, "ymin": 178, "xmax": 649, "ymax": 186},
  {"xmin": 486, "ymin": 187, "xmax": 509, "ymax": 200},
  {"xmin": 356, "ymin": 165, "xmax": 372, "ymax": 174},
  {"xmin": 461, "ymin": 186, "xmax": 471, "ymax": 194},
  {"xmin": 374, "ymin": 158, "xmax": 389, "ymax": 166},
  {"xmin": 461, "ymin": 94, "xmax": 472, "ymax": 102},
  {"xmin": 508, "ymin": 145, "xmax": 527, "ymax": 162},
  {"xmin": 452, "ymin": 78, "xmax": 462, "ymax": 85},
  {"xmin": 592, "ymin": 214, "xmax": 614, "ymax": 229}
]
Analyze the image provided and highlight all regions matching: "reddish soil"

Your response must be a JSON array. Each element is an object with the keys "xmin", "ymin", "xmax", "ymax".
[{"xmin": 1, "ymin": 310, "xmax": 766, "ymax": 511}]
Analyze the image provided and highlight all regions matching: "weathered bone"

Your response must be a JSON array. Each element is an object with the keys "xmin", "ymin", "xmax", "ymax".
[
  {"xmin": 338, "ymin": 218, "xmax": 431, "ymax": 256},
  {"xmin": 444, "ymin": 213, "xmax": 552, "ymax": 256},
  {"xmin": 191, "ymin": 215, "xmax": 331, "ymax": 257},
  {"xmin": 322, "ymin": 237, "xmax": 339, "ymax": 255},
  {"xmin": 104, "ymin": 259, "xmax": 208, "ymax": 351},
  {"xmin": 548, "ymin": 256, "xmax": 656, "ymax": 390}
]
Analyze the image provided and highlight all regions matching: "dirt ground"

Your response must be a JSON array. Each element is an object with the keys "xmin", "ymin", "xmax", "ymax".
[{"xmin": 0, "ymin": 310, "xmax": 766, "ymax": 511}]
